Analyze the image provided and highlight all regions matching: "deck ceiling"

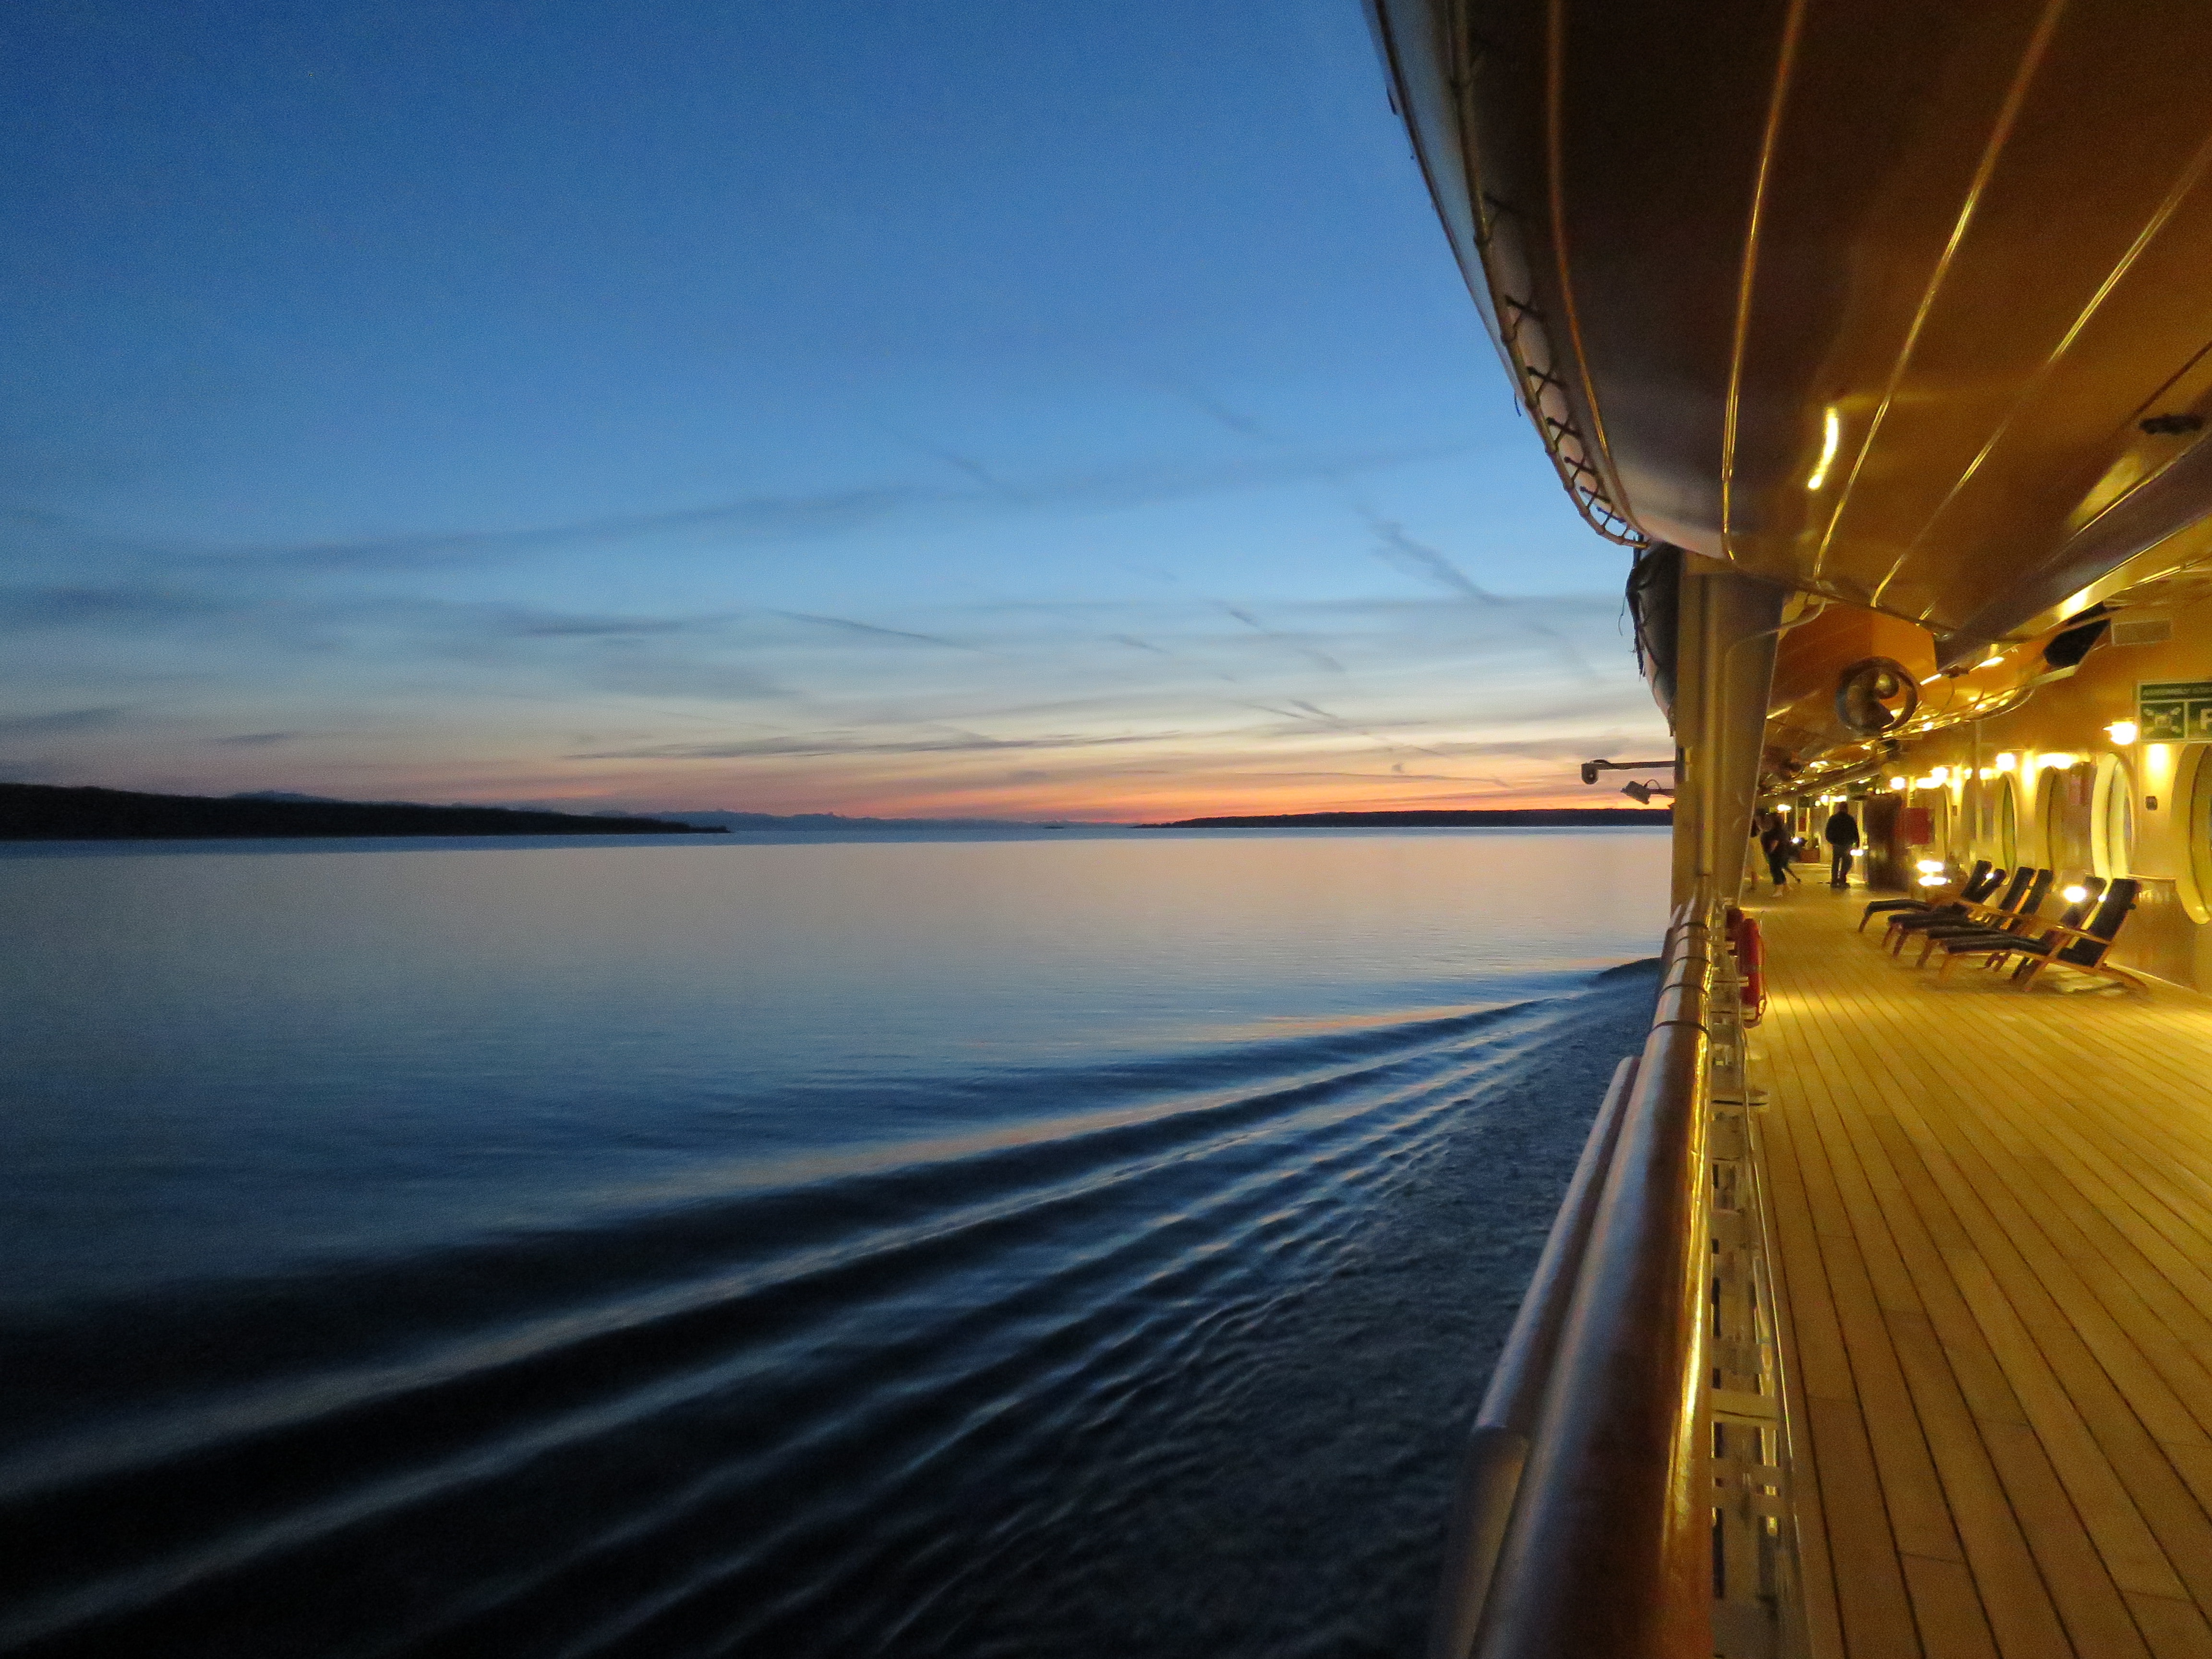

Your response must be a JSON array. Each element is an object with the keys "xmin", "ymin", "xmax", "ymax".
[{"xmin": 1373, "ymin": 0, "xmax": 2212, "ymax": 658}]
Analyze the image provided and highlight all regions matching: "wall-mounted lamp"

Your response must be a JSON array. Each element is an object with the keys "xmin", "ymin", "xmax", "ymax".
[
  {"xmin": 1887, "ymin": 775, "xmax": 1907, "ymax": 790},
  {"xmin": 2061, "ymin": 885, "xmax": 2088, "ymax": 904},
  {"xmin": 2106, "ymin": 721, "xmax": 2139, "ymax": 745},
  {"xmin": 1995, "ymin": 752, "xmax": 2018, "ymax": 771}
]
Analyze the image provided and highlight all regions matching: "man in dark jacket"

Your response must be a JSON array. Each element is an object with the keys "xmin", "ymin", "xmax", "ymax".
[{"xmin": 1823, "ymin": 807, "xmax": 1860, "ymax": 887}]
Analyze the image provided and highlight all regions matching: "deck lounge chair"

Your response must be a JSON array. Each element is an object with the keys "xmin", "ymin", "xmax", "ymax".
[
  {"xmin": 1860, "ymin": 860, "xmax": 1996, "ymax": 931},
  {"xmin": 1922, "ymin": 878, "xmax": 2100, "ymax": 972},
  {"xmin": 1886, "ymin": 866, "xmax": 2042, "ymax": 955},
  {"xmin": 1931, "ymin": 879, "xmax": 2129, "ymax": 983},
  {"xmin": 1905, "ymin": 868, "xmax": 2055, "ymax": 961},
  {"xmin": 2002, "ymin": 879, "xmax": 2142, "ymax": 990}
]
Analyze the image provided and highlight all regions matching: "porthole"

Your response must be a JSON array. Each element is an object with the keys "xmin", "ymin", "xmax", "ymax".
[
  {"xmin": 2091, "ymin": 755, "xmax": 2134, "ymax": 878},
  {"xmin": 2039, "ymin": 761, "xmax": 2096, "ymax": 877},
  {"xmin": 2183, "ymin": 745, "xmax": 2212, "ymax": 923}
]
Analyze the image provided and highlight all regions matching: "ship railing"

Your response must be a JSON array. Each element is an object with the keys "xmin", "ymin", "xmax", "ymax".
[{"xmin": 1427, "ymin": 895, "xmax": 1809, "ymax": 1659}]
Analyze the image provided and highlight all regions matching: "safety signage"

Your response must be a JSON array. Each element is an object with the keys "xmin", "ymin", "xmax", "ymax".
[{"xmin": 2137, "ymin": 681, "xmax": 2212, "ymax": 741}]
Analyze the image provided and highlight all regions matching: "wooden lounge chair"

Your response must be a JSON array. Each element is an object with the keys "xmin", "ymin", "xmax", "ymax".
[
  {"xmin": 1887, "ymin": 866, "xmax": 2044, "ymax": 956},
  {"xmin": 1902, "ymin": 871, "xmax": 2053, "ymax": 960},
  {"xmin": 1860, "ymin": 860, "xmax": 1996, "ymax": 931},
  {"xmin": 1925, "ymin": 878, "xmax": 2103, "ymax": 977},
  {"xmin": 2004, "ymin": 879, "xmax": 2143, "ymax": 990}
]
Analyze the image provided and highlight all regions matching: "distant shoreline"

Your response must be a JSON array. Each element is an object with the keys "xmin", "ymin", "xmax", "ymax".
[
  {"xmin": 1146, "ymin": 808, "xmax": 1673, "ymax": 830},
  {"xmin": 0, "ymin": 783, "xmax": 721, "ymax": 842}
]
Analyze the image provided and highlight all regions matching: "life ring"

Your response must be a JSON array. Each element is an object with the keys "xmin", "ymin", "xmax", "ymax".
[
  {"xmin": 1725, "ymin": 906, "xmax": 1767, "ymax": 1027},
  {"xmin": 1835, "ymin": 656, "xmax": 1919, "ymax": 736}
]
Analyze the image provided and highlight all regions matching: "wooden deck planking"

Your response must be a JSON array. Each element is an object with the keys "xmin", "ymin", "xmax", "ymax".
[{"xmin": 1746, "ymin": 885, "xmax": 2212, "ymax": 1659}]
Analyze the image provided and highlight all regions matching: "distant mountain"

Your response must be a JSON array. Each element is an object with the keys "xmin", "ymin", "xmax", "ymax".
[
  {"xmin": 0, "ymin": 783, "xmax": 723, "ymax": 842},
  {"xmin": 1149, "ymin": 808, "xmax": 1673, "ymax": 829},
  {"xmin": 647, "ymin": 809, "xmax": 1088, "ymax": 832}
]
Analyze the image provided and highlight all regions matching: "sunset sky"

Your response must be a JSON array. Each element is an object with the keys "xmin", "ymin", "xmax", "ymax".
[{"xmin": 3, "ymin": 0, "xmax": 1670, "ymax": 820}]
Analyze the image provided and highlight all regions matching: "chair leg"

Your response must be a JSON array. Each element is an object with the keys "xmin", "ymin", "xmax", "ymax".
[
  {"xmin": 1916, "ymin": 935, "xmax": 1941, "ymax": 967},
  {"xmin": 1937, "ymin": 949, "xmax": 1960, "ymax": 980},
  {"xmin": 2013, "ymin": 957, "xmax": 2046, "ymax": 989}
]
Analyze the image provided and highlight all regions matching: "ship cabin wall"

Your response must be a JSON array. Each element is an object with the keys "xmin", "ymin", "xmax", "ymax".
[{"xmin": 1786, "ymin": 594, "xmax": 2212, "ymax": 993}]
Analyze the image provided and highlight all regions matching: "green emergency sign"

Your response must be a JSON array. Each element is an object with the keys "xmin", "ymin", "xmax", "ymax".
[{"xmin": 2138, "ymin": 681, "xmax": 2212, "ymax": 741}]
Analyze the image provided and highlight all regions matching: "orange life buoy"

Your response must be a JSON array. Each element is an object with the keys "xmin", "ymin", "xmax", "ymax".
[{"xmin": 1731, "ymin": 910, "xmax": 1767, "ymax": 1026}]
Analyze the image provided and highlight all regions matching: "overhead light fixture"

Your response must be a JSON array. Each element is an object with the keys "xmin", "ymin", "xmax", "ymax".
[
  {"xmin": 1806, "ymin": 405, "xmax": 1841, "ymax": 491},
  {"xmin": 2107, "ymin": 720, "xmax": 2139, "ymax": 745}
]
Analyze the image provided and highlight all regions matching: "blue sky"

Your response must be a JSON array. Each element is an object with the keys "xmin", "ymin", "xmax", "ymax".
[{"xmin": 2, "ymin": 0, "xmax": 1667, "ymax": 818}]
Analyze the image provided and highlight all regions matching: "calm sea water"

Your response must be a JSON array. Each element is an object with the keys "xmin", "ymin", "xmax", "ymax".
[{"xmin": 0, "ymin": 828, "xmax": 1668, "ymax": 1659}]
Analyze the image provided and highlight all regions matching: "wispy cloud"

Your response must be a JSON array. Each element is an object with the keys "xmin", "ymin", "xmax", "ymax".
[
  {"xmin": 2, "ymin": 442, "xmax": 1470, "ymax": 577},
  {"xmin": 568, "ymin": 730, "xmax": 1168, "ymax": 761},
  {"xmin": 0, "ymin": 705, "xmax": 133, "ymax": 735},
  {"xmin": 771, "ymin": 612, "xmax": 982, "ymax": 651}
]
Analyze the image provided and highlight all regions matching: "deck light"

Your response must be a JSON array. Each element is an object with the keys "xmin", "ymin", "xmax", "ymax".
[
  {"xmin": 2041, "ymin": 752, "xmax": 2077, "ymax": 770},
  {"xmin": 1888, "ymin": 775, "xmax": 1907, "ymax": 790},
  {"xmin": 1977, "ymin": 768, "xmax": 1995, "ymax": 780},
  {"xmin": 1807, "ymin": 406, "xmax": 1840, "ymax": 491},
  {"xmin": 1919, "ymin": 874, "xmax": 1948, "ymax": 887},
  {"xmin": 1978, "ymin": 655, "xmax": 2005, "ymax": 669},
  {"xmin": 1915, "ymin": 859, "xmax": 1943, "ymax": 873},
  {"xmin": 1995, "ymin": 752, "xmax": 2018, "ymax": 771},
  {"xmin": 2107, "ymin": 720, "xmax": 2139, "ymax": 745},
  {"xmin": 2062, "ymin": 884, "xmax": 2088, "ymax": 904}
]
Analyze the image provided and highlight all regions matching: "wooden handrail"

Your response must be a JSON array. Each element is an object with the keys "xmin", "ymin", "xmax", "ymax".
[{"xmin": 1463, "ymin": 903, "xmax": 1716, "ymax": 1659}]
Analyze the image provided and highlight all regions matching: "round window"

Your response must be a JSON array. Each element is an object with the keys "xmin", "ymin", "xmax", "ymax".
[
  {"xmin": 2040, "ymin": 761, "xmax": 2096, "ymax": 876},
  {"xmin": 2092, "ymin": 757, "xmax": 2134, "ymax": 878},
  {"xmin": 2184, "ymin": 745, "xmax": 2212, "ymax": 923}
]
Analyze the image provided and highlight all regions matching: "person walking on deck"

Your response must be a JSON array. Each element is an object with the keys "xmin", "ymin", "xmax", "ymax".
[
  {"xmin": 1759, "ymin": 814, "xmax": 1793, "ymax": 891},
  {"xmin": 1823, "ymin": 807, "xmax": 1860, "ymax": 887}
]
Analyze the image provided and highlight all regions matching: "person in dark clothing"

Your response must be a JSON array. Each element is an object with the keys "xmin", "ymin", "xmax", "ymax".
[
  {"xmin": 1823, "ymin": 808, "xmax": 1860, "ymax": 886},
  {"xmin": 1759, "ymin": 814, "xmax": 1793, "ymax": 891}
]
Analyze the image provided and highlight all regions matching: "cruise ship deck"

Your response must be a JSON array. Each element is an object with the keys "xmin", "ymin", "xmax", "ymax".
[{"xmin": 1749, "ymin": 882, "xmax": 2212, "ymax": 1659}]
